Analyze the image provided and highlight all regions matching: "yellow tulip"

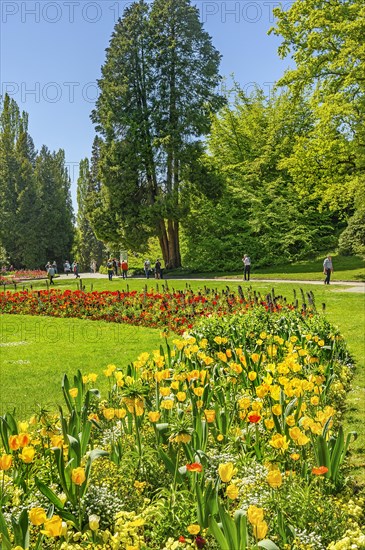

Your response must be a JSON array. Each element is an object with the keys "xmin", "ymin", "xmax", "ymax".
[
  {"xmin": 204, "ymin": 410, "xmax": 216, "ymax": 423},
  {"xmin": 266, "ymin": 470, "xmax": 283, "ymax": 488},
  {"xmin": 103, "ymin": 408, "xmax": 115, "ymax": 420},
  {"xmin": 18, "ymin": 433, "xmax": 30, "ymax": 447},
  {"xmin": 253, "ymin": 520, "xmax": 268, "ymax": 540},
  {"xmin": 19, "ymin": 446, "xmax": 35, "ymax": 464},
  {"xmin": 289, "ymin": 427, "xmax": 301, "ymax": 441},
  {"xmin": 41, "ymin": 515, "xmax": 63, "ymax": 537},
  {"xmin": 226, "ymin": 484, "xmax": 239, "ymax": 499},
  {"xmin": 247, "ymin": 505, "xmax": 264, "ymax": 525},
  {"xmin": 271, "ymin": 404, "xmax": 282, "ymax": 416},
  {"xmin": 148, "ymin": 411, "xmax": 161, "ymax": 423},
  {"xmin": 71, "ymin": 467, "xmax": 86, "ymax": 486},
  {"xmin": 286, "ymin": 415, "xmax": 296, "ymax": 427},
  {"xmin": 264, "ymin": 419, "xmax": 275, "ymax": 430},
  {"xmin": 297, "ymin": 433, "xmax": 310, "ymax": 446},
  {"xmin": 269, "ymin": 434, "xmax": 289, "ymax": 452},
  {"xmin": 161, "ymin": 398, "xmax": 174, "ymax": 410},
  {"xmin": 50, "ymin": 435, "xmax": 63, "ymax": 448},
  {"xmin": 248, "ymin": 371, "xmax": 257, "ymax": 381},
  {"xmin": 29, "ymin": 507, "xmax": 47, "ymax": 526},
  {"xmin": 18, "ymin": 421, "xmax": 29, "ymax": 432},
  {"xmin": 69, "ymin": 387, "xmax": 78, "ymax": 398},
  {"xmin": 0, "ymin": 454, "xmax": 12, "ymax": 471},
  {"xmin": 218, "ymin": 462, "xmax": 234, "ymax": 483},
  {"xmin": 9, "ymin": 435, "xmax": 20, "ymax": 451}
]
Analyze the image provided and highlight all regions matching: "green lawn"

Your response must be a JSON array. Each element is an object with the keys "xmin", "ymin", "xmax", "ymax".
[
  {"xmin": 1, "ymin": 277, "xmax": 364, "ymax": 476},
  {"xmin": 0, "ymin": 315, "xmax": 164, "ymax": 416}
]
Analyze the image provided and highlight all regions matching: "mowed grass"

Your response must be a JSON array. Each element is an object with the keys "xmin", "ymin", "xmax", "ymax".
[
  {"xmin": 0, "ymin": 314, "xmax": 164, "ymax": 417},
  {"xmin": 1, "ymin": 277, "xmax": 364, "ymax": 476}
]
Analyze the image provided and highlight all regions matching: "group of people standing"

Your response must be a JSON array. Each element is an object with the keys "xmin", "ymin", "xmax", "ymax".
[
  {"xmin": 144, "ymin": 259, "xmax": 162, "ymax": 279},
  {"xmin": 63, "ymin": 260, "xmax": 80, "ymax": 278},
  {"xmin": 107, "ymin": 258, "xmax": 129, "ymax": 280}
]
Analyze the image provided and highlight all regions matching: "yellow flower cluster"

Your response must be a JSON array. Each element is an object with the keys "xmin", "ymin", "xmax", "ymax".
[{"xmin": 111, "ymin": 511, "xmax": 145, "ymax": 550}]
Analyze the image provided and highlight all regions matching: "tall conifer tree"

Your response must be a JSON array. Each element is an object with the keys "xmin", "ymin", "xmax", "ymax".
[{"xmin": 91, "ymin": 0, "xmax": 225, "ymax": 267}]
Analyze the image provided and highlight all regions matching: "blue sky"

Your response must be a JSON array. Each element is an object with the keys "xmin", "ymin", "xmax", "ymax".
[{"xmin": 1, "ymin": 0, "xmax": 293, "ymax": 206}]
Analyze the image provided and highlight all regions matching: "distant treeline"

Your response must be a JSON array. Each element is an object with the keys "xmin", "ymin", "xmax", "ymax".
[{"xmin": 0, "ymin": 95, "xmax": 74, "ymax": 269}]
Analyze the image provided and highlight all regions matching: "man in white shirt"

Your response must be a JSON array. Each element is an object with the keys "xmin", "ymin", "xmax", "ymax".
[
  {"xmin": 323, "ymin": 255, "xmax": 333, "ymax": 285},
  {"xmin": 242, "ymin": 254, "xmax": 251, "ymax": 281}
]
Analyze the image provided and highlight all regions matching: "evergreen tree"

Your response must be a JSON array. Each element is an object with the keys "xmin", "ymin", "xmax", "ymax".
[
  {"xmin": 14, "ymin": 116, "xmax": 42, "ymax": 267},
  {"xmin": 75, "ymin": 157, "xmax": 105, "ymax": 271},
  {"xmin": 0, "ymin": 95, "xmax": 20, "ymax": 262},
  {"xmin": 35, "ymin": 147, "xmax": 74, "ymax": 267},
  {"xmin": 91, "ymin": 0, "xmax": 225, "ymax": 267},
  {"xmin": 0, "ymin": 95, "xmax": 74, "ymax": 268}
]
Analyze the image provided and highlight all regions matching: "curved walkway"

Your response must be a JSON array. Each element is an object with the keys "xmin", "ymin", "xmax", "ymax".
[{"xmin": 55, "ymin": 273, "xmax": 365, "ymax": 293}]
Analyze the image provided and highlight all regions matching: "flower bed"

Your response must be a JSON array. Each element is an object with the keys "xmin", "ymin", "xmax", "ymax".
[
  {"xmin": 0, "ymin": 306, "xmax": 363, "ymax": 549},
  {"xmin": 0, "ymin": 270, "xmax": 48, "ymax": 285},
  {"xmin": 0, "ymin": 287, "xmax": 307, "ymax": 333}
]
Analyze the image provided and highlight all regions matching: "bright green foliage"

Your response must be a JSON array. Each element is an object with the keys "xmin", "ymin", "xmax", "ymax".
[
  {"xmin": 338, "ymin": 210, "xmax": 365, "ymax": 256},
  {"xmin": 0, "ymin": 95, "xmax": 74, "ymax": 268},
  {"xmin": 182, "ymin": 89, "xmax": 338, "ymax": 270},
  {"xmin": 270, "ymin": 0, "xmax": 365, "ymax": 229},
  {"xmin": 91, "ymin": 0, "xmax": 225, "ymax": 267}
]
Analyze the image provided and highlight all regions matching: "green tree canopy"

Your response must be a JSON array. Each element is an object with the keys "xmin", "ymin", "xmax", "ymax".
[
  {"xmin": 91, "ymin": 0, "xmax": 225, "ymax": 267},
  {"xmin": 270, "ymin": 0, "xmax": 365, "ymax": 218},
  {"xmin": 182, "ymin": 88, "xmax": 338, "ymax": 270}
]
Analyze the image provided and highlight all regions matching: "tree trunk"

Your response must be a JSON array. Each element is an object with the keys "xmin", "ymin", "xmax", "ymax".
[
  {"xmin": 158, "ymin": 220, "xmax": 169, "ymax": 266},
  {"xmin": 167, "ymin": 219, "xmax": 181, "ymax": 268}
]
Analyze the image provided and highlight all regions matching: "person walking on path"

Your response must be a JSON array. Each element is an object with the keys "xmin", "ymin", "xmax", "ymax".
[
  {"xmin": 121, "ymin": 259, "xmax": 128, "ymax": 279},
  {"xmin": 107, "ymin": 258, "xmax": 114, "ymax": 281},
  {"xmin": 323, "ymin": 255, "xmax": 333, "ymax": 285},
  {"xmin": 72, "ymin": 261, "xmax": 80, "ymax": 279},
  {"xmin": 64, "ymin": 260, "xmax": 71, "ymax": 275},
  {"xmin": 242, "ymin": 254, "xmax": 251, "ymax": 281},
  {"xmin": 144, "ymin": 259, "xmax": 151, "ymax": 279},
  {"xmin": 47, "ymin": 264, "xmax": 55, "ymax": 285},
  {"xmin": 155, "ymin": 259, "xmax": 162, "ymax": 279}
]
